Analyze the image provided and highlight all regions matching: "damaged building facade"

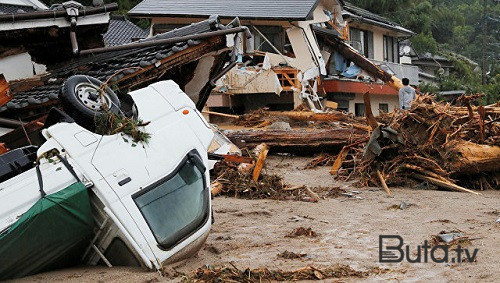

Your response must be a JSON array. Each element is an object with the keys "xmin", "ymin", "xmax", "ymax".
[{"xmin": 129, "ymin": 0, "xmax": 418, "ymax": 116}]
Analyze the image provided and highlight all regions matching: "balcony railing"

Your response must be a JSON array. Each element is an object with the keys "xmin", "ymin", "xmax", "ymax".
[{"xmin": 372, "ymin": 60, "xmax": 419, "ymax": 85}]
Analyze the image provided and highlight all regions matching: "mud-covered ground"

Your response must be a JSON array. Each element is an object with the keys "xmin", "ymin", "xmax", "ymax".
[{"xmin": 13, "ymin": 156, "xmax": 500, "ymax": 282}]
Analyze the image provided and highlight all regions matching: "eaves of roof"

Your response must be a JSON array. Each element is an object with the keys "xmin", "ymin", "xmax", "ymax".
[{"xmin": 343, "ymin": 11, "xmax": 414, "ymax": 36}]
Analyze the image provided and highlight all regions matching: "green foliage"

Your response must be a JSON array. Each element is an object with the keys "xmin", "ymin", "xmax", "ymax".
[
  {"xmin": 95, "ymin": 112, "xmax": 151, "ymax": 144},
  {"xmin": 411, "ymin": 32, "xmax": 438, "ymax": 54}
]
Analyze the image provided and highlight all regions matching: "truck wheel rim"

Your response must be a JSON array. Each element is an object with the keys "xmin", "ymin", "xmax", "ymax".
[{"xmin": 74, "ymin": 82, "xmax": 113, "ymax": 111}]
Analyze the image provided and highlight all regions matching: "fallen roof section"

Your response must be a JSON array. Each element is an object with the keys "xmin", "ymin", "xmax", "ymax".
[{"xmin": 129, "ymin": 0, "xmax": 322, "ymax": 21}]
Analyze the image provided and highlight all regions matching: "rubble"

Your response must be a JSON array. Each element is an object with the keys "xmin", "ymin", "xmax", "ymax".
[
  {"xmin": 190, "ymin": 264, "xmax": 376, "ymax": 282},
  {"xmin": 277, "ymin": 250, "xmax": 307, "ymax": 259},
  {"xmin": 329, "ymin": 94, "xmax": 500, "ymax": 193},
  {"xmin": 286, "ymin": 227, "xmax": 318, "ymax": 238}
]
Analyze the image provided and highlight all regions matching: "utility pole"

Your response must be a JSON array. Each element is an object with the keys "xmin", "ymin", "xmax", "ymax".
[{"xmin": 482, "ymin": 0, "xmax": 488, "ymax": 85}]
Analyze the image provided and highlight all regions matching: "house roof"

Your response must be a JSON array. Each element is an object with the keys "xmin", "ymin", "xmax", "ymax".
[
  {"xmin": 0, "ymin": 3, "xmax": 35, "ymax": 13},
  {"xmin": 0, "ymin": 0, "xmax": 47, "ymax": 11},
  {"xmin": 129, "ymin": 0, "xmax": 322, "ymax": 21},
  {"xmin": 103, "ymin": 15, "xmax": 149, "ymax": 46},
  {"xmin": 0, "ymin": 18, "xmax": 229, "ymax": 115},
  {"xmin": 342, "ymin": 2, "xmax": 414, "ymax": 36}
]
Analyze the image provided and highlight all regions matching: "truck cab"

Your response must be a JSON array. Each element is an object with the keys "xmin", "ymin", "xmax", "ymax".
[{"xmin": 0, "ymin": 79, "xmax": 214, "ymax": 277}]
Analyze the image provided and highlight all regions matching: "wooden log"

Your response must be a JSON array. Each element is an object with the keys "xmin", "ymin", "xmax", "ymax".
[
  {"xmin": 224, "ymin": 129, "xmax": 367, "ymax": 154},
  {"xmin": 447, "ymin": 140, "xmax": 500, "ymax": 175},
  {"xmin": 376, "ymin": 170, "xmax": 393, "ymax": 197},
  {"xmin": 211, "ymin": 181, "xmax": 223, "ymax": 196},
  {"xmin": 410, "ymin": 173, "xmax": 481, "ymax": 195},
  {"xmin": 266, "ymin": 111, "xmax": 348, "ymax": 122}
]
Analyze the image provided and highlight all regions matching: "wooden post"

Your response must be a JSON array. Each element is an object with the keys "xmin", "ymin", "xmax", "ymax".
[{"xmin": 363, "ymin": 92, "xmax": 378, "ymax": 130}]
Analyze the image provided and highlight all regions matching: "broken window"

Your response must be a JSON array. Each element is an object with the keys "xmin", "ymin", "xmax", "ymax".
[
  {"xmin": 253, "ymin": 26, "xmax": 285, "ymax": 54},
  {"xmin": 355, "ymin": 103, "xmax": 365, "ymax": 117},
  {"xmin": 336, "ymin": 100, "xmax": 349, "ymax": 112},
  {"xmin": 349, "ymin": 28, "xmax": 373, "ymax": 59},
  {"xmin": 379, "ymin": 103, "xmax": 389, "ymax": 113},
  {"xmin": 383, "ymin": 35, "xmax": 399, "ymax": 63}
]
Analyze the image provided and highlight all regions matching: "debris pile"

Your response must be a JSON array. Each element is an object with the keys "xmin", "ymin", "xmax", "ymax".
[
  {"xmin": 331, "ymin": 94, "xmax": 500, "ymax": 193},
  {"xmin": 211, "ymin": 161, "xmax": 345, "ymax": 201},
  {"xmin": 286, "ymin": 227, "xmax": 318, "ymax": 238},
  {"xmin": 277, "ymin": 250, "xmax": 307, "ymax": 259},
  {"xmin": 191, "ymin": 265, "xmax": 376, "ymax": 282}
]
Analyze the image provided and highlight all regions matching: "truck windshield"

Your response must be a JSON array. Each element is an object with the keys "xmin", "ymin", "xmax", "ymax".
[{"xmin": 133, "ymin": 156, "xmax": 208, "ymax": 250}]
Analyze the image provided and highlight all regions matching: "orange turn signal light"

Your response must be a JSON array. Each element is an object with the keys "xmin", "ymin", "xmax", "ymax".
[{"xmin": 182, "ymin": 109, "xmax": 189, "ymax": 115}]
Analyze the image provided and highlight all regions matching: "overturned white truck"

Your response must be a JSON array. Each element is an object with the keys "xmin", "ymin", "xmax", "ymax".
[{"xmin": 0, "ymin": 77, "xmax": 214, "ymax": 280}]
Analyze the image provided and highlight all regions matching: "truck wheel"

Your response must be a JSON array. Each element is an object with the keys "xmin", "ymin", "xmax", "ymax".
[{"xmin": 60, "ymin": 75, "xmax": 121, "ymax": 130}]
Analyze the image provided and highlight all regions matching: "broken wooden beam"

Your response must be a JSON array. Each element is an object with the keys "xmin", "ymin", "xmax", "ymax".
[
  {"xmin": 252, "ymin": 143, "xmax": 269, "ymax": 181},
  {"xmin": 410, "ymin": 173, "xmax": 481, "ymax": 195},
  {"xmin": 376, "ymin": 170, "xmax": 393, "ymax": 197},
  {"xmin": 224, "ymin": 129, "xmax": 367, "ymax": 154},
  {"xmin": 363, "ymin": 92, "xmax": 378, "ymax": 130},
  {"xmin": 202, "ymin": 110, "xmax": 240, "ymax": 119}
]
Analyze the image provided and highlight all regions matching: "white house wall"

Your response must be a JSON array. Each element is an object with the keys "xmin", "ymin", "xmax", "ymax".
[{"xmin": 0, "ymin": 53, "xmax": 35, "ymax": 81}]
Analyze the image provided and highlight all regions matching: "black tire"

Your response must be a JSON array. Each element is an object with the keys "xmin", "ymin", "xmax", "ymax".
[{"xmin": 59, "ymin": 75, "xmax": 121, "ymax": 130}]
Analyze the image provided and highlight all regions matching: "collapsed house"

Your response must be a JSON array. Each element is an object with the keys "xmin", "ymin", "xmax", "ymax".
[
  {"xmin": 129, "ymin": 0, "xmax": 418, "ymax": 116},
  {"xmin": 0, "ymin": 1, "xmax": 249, "ymax": 149}
]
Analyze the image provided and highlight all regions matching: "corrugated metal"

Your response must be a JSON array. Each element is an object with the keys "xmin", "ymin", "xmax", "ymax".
[{"xmin": 129, "ymin": 0, "xmax": 320, "ymax": 20}]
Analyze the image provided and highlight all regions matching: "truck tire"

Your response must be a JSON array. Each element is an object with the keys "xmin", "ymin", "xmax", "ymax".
[{"xmin": 60, "ymin": 75, "xmax": 121, "ymax": 130}]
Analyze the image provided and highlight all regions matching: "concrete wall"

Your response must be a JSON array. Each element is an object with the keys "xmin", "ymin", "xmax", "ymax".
[{"xmin": 349, "ymin": 93, "xmax": 399, "ymax": 116}]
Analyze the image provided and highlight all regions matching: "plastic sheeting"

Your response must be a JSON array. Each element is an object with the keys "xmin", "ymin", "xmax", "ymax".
[{"xmin": 0, "ymin": 182, "xmax": 93, "ymax": 280}]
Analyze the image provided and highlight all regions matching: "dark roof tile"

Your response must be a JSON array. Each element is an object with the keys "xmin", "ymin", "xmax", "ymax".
[
  {"xmin": 103, "ymin": 15, "xmax": 149, "ymax": 46},
  {"xmin": 129, "ymin": 0, "xmax": 320, "ymax": 20},
  {"xmin": 2, "ymin": 17, "xmax": 228, "ymax": 113}
]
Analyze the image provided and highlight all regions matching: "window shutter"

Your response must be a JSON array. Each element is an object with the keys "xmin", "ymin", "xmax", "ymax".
[{"xmin": 393, "ymin": 39, "xmax": 399, "ymax": 63}]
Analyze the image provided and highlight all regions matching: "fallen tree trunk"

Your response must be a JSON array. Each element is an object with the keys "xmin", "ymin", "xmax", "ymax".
[
  {"xmin": 447, "ymin": 140, "xmax": 500, "ymax": 175},
  {"xmin": 224, "ymin": 129, "xmax": 367, "ymax": 154},
  {"xmin": 266, "ymin": 111, "xmax": 350, "ymax": 122}
]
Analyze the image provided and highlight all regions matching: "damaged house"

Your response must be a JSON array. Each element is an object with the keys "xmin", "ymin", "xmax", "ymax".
[
  {"xmin": 0, "ymin": 0, "xmax": 248, "ymax": 149},
  {"xmin": 129, "ymin": 0, "xmax": 418, "ymax": 116}
]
